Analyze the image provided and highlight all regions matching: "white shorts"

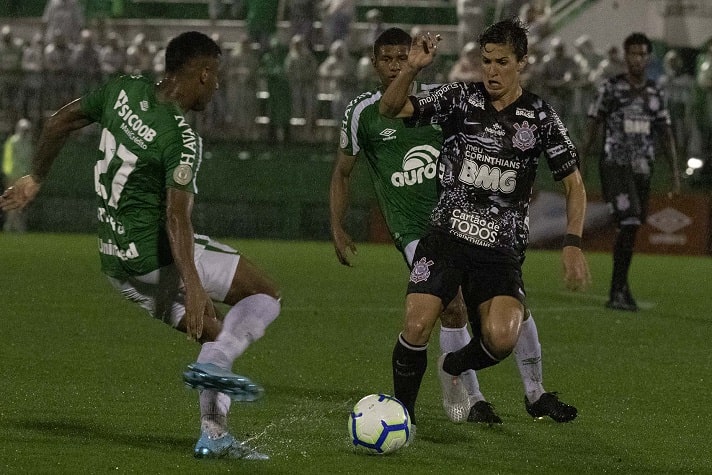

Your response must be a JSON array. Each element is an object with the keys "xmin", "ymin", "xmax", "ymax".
[{"xmin": 106, "ymin": 234, "xmax": 240, "ymax": 327}]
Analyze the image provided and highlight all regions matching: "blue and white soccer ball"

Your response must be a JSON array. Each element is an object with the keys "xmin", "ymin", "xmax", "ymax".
[{"xmin": 348, "ymin": 394, "xmax": 412, "ymax": 455}]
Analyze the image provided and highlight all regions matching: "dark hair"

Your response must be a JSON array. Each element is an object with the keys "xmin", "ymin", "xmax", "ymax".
[
  {"xmin": 478, "ymin": 17, "xmax": 528, "ymax": 61},
  {"xmin": 373, "ymin": 27, "xmax": 411, "ymax": 57},
  {"xmin": 165, "ymin": 31, "xmax": 221, "ymax": 74},
  {"xmin": 623, "ymin": 32, "xmax": 652, "ymax": 54}
]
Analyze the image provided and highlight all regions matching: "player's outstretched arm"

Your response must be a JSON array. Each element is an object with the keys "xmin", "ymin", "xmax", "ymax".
[
  {"xmin": 166, "ymin": 187, "xmax": 215, "ymax": 340},
  {"xmin": 329, "ymin": 150, "xmax": 358, "ymax": 266},
  {"xmin": 379, "ymin": 33, "xmax": 440, "ymax": 118},
  {"xmin": 561, "ymin": 170, "xmax": 591, "ymax": 291},
  {"xmin": 0, "ymin": 99, "xmax": 93, "ymax": 211}
]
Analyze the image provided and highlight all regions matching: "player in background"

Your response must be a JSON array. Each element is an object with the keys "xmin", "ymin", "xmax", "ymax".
[
  {"xmin": 377, "ymin": 19, "xmax": 590, "ymax": 430},
  {"xmin": 0, "ymin": 31, "xmax": 280, "ymax": 460},
  {"xmin": 330, "ymin": 27, "xmax": 579, "ymax": 427},
  {"xmin": 581, "ymin": 32, "xmax": 680, "ymax": 311}
]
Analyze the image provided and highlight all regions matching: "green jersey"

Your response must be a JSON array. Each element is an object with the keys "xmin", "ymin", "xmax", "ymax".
[
  {"xmin": 340, "ymin": 90, "xmax": 442, "ymax": 251},
  {"xmin": 80, "ymin": 74, "xmax": 203, "ymax": 278}
]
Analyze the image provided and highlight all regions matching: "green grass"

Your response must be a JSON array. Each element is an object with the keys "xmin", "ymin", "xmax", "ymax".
[{"xmin": 1, "ymin": 233, "xmax": 711, "ymax": 474}]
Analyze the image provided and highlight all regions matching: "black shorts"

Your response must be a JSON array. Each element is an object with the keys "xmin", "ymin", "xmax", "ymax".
[
  {"xmin": 600, "ymin": 162, "xmax": 651, "ymax": 226},
  {"xmin": 407, "ymin": 231, "xmax": 526, "ymax": 313}
]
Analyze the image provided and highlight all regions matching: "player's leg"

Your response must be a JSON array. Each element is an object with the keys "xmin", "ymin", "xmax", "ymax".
[
  {"xmin": 515, "ymin": 309, "xmax": 578, "ymax": 422},
  {"xmin": 392, "ymin": 292, "xmax": 442, "ymax": 427},
  {"xmin": 601, "ymin": 163, "xmax": 641, "ymax": 311},
  {"xmin": 440, "ymin": 291, "xmax": 501, "ymax": 424},
  {"xmin": 183, "ymin": 238, "xmax": 278, "ymax": 459}
]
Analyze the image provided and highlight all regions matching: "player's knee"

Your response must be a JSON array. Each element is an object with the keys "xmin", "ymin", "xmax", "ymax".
[{"xmin": 482, "ymin": 326, "xmax": 517, "ymax": 359}]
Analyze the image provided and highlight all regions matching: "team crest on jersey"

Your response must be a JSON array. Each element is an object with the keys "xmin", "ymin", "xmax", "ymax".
[
  {"xmin": 648, "ymin": 96, "xmax": 660, "ymax": 111},
  {"xmin": 410, "ymin": 257, "xmax": 434, "ymax": 284},
  {"xmin": 339, "ymin": 129, "xmax": 348, "ymax": 149},
  {"xmin": 173, "ymin": 164, "xmax": 193, "ymax": 185},
  {"xmin": 512, "ymin": 121, "xmax": 537, "ymax": 151}
]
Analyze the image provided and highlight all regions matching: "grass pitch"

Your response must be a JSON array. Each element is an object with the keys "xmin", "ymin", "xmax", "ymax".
[{"xmin": 1, "ymin": 233, "xmax": 710, "ymax": 474}]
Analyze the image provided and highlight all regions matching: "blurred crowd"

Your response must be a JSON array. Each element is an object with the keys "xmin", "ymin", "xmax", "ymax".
[{"xmin": 1, "ymin": 0, "xmax": 712, "ymax": 166}]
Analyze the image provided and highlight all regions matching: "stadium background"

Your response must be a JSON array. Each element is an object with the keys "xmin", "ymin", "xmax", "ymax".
[{"xmin": 1, "ymin": 0, "xmax": 710, "ymax": 253}]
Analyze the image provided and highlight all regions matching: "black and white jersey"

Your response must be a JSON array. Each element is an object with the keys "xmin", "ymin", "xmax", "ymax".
[
  {"xmin": 588, "ymin": 74, "xmax": 671, "ymax": 174},
  {"xmin": 407, "ymin": 81, "xmax": 579, "ymax": 257}
]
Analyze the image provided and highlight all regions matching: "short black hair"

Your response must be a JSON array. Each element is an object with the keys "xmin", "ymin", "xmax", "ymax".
[
  {"xmin": 478, "ymin": 17, "xmax": 528, "ymax": 61},
  {"xmin": 373, "ymin": 27, "xmax": 411, "ymax": 57},
  {"xmin": 165, "ymin": 31, "xmax": 221, "ymax": 74},
  {"xmin": 623, "ymin": 32, "xmax": 652, "ymax": 54}
]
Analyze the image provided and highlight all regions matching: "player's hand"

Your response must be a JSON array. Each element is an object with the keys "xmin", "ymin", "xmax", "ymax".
[
  {"xmin": 183, "ymin": 288, "xmax": 215, "ymax": 341},
  {"xmin": 562, "ymin": 246, "xmax": 591, "ymax": 292},
  {"xmin": 409, "ymin": 32, "xmax": 441, "ymax": 70},
  {"xmin": 0, "ymin": 175, "xmax": 41, "ymax": 211},
  {"xmin": 332, "ymin": 227, "xmax": 357, "ymax": 266}
]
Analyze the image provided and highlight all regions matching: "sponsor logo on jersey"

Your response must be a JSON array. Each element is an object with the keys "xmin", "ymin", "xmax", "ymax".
[
  {"xmin": 623, "ymin": 118, "xmax": 651, "ymax": 134},
  {"xmin": 467, "ymin": 93, "xmax": 485, "ymax": 109},
  {"xmin": 459, "ymin": 158, "xmax": 517, "ymax": 193},
  {"xmin": 486, "ymin": 123, "xmax": 506, "ymax": 137},
  {"xmin": 391, "ymin": 145, "xmax": 439, "ymax": 187},
  {"xmin": 516, "ymin": 107, "xmax": 534, "ymax": 118},
  {"xmin": 113, "ymin": 89, "xmax": 157, "ymax": 149},
  {"xmin": 140, "ymin": 100, "xmax": 149, "ymax": 111},
  {"xmin": 98, "ymin": 238, "xmax": 139, "ymax": 261},
  {"xmin": 546, "ymin": 144, "xmax": 567, "ymax": 157},
  {"xmin": 449, "ymin": 209, "xmax": 499, "ymax": 245},
  {"xmin": 97, "ymin": 206, "xmax": 125, "ymax": 234},
  {"xmin": 409, "ymin": 257, "xmax": 433, "ymax": 283},
  {"xmin": 512, "ymin": 121, "xmax": 537, "ymax": 151},
  {"xmin": 380, "ymin": 128, "xmax": 397, "ymax": 141}
]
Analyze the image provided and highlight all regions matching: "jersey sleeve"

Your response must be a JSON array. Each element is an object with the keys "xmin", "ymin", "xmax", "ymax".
[
  {"xmin": 340, "ymin": 95, "xmax": 360, "ymax": 156},
  {"xmin": 162, "ymin": 115, "xmax": 201, "ymax": 194},
  {"xmin": 406, "ymin": 82, "xmax": 467, "ymax": 128},
  {"xmin": 540, "ymin": 101, "xmax": 580, "ymax": 181}
]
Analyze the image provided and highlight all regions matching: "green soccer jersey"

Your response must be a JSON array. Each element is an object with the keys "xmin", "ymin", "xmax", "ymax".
[
  {"xmin": 340, "ymin": 90, "xmax": 442, "ymax": 251},
  {"xmin": 80, "ymin": 74, "xmax": 203, "ymax": 278}
]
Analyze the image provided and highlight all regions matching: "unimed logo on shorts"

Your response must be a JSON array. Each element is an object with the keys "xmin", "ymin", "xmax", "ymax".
[{"xmin": 646, "ymin": 207, "xmax": 692, "ymax": 245}]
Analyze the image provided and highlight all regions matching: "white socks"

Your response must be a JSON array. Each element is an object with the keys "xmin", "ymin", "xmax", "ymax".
[
  {"xmin": 200, "ymin": 390, "xmax": 232, "ymax": 438},
  {"xmin": 439, "ymin": 325, "xmax": 484, "ymax": 403},
  {"xmin": 514, "ymin": 315, "xmax": 545, "ymax": 403},
  {"xmin": 197, "ymin": 293, "xmax": 281, "ymax": 368}
]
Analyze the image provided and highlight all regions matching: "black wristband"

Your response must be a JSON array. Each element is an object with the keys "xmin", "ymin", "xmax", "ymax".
[{"xmin": 562, "ymin": 233, "xmax": 582, "ymax": 248}]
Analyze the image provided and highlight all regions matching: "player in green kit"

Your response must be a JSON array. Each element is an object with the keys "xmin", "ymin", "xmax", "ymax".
[
  {"xmin": 330, "ymin": 27, "xmax": 577, "ymax": 427},
  {"xmin": 0, "ymin": 31, "xmax": 280, "ymax": 460}
]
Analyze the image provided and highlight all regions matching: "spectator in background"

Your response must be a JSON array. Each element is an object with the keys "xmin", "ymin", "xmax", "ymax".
[
  {"xmin": 70, "ymin": 29, "xmax": 102, "ymax": 97},
  {"xmin": 0, "ymin": 25, "xmax": 24, "ymax": 113},
  {"xmin": 448, "ymin": 41, "xmax": 482, "ymax": 83},
  {"xmin": 355, "ymin": 45, "xmax": 378, "ymax": 92},
  {"xmin": 320, "ymin": 0, "xmax": 355, "ymax": 48},
  {"xmin": 99, "ymin": 31, "xmax": 127, "ymax": 81},
  {"xmin": 591, "ymin": 45, "xmax": 627, "ymax": 85},
  {"xmin": 362, "ymin": 8, "xmax": 385, "ymax": 54},
  {"xmin": 692, "ymin": 40, "xmax": 712, "ymax": 165},
  {"xmin": 42, "ymin": 0, "xmax": 84, "ymax": 45},
  {"xmin": 456, "ymin": 0, "xmax": 484, "ymax": 54},
  {"xmin": 2, "ymin": 118, "xmax": 33, "ymax": 233},
  {"xmin": 245, "ymin": 0, "xmax": 279, "ymax": 53},
  {"xmin": 318, "ymin": 39, "xmax": 357, "ymax": 123},
  {"xmin": 261, "ymin": 37, "xmax": 292, "ymax": 143},
  {"xmin": 208, "ymin": 0, "xmax": 242, "ymax": 22},
  {"xmin": 286, "ymin": 0, "xmax": 318, "ymax": 51},
  {"xmin": 658, "ymin": 49, "xmax": 695, "ymax": 160},
  {"xmin": 225, "ymin": 35, "xmax": 260, "ymax": 140},
  {"xmin": 520, "ymin": 0, "xmax": 551, "ymax": 47},
  {"xmin": 125, "ymin": 33, "xmax": 156, "ymax": 79},
  {"xmin": 285, "ymin": 34, "xmax": 319, "ymax": 131},
  {"xmin": 43, "ymin": 33, "xmax": 73, "ymax": 110},
  {"xmin": 20, "ymin": 33, "xmax": 45, "ymax": 122},
  {"xmin": 539, "ymin": 37, "xmax": 579, "ymax": 128}
]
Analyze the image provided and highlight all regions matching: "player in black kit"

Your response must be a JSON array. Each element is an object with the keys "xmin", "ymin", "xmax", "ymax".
[{"xmin": 379, "ymin": 18, "xmax": 591, "ymax": 429}]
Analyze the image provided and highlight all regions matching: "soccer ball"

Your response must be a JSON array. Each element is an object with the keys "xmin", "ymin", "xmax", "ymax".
[{"xmin": 348, "ymin": 393, "xmax": 412, "ymax": 455}]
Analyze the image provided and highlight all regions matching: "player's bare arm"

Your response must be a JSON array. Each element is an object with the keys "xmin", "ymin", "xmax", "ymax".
[
  {"xmin": 379, "ymin": 33, "xmax": 440, "ymax": 118},
  {"xmin": 166, "ymin": 187, "xmax": 216, "ymax": 340},
  {"xmin": 561, "ymin": 170, "xmax": 591, "ymax": 291},
  {"xmin": 0, "ymin": 99, "xmax": 93, "ymax": 211},
  {"xmin": 329, "ymin": 149, "xmax": 359, "ymax": 266}
]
